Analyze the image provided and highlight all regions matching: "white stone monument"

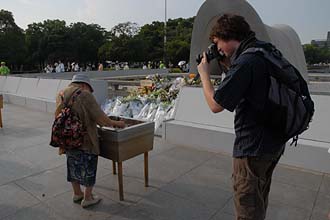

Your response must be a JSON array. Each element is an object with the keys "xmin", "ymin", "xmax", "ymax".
[{"xmin": 189, "ymin": 0, "xmax": 308, "ymax": 81}]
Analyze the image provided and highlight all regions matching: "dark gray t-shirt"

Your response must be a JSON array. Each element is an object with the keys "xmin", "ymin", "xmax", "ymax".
[{"xmin": 214, "ymin": 53, "xmax": 285, "ymax": 159}]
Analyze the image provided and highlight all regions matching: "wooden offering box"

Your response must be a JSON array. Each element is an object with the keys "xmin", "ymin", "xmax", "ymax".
[{"xmin": 98, "ymin": 116, "xmax": 154, "ymax": 200}]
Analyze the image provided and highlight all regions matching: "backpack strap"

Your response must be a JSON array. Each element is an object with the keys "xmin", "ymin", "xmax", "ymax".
[
  {"xmin": 241, "ymin": 47, "xmax": 289, "ymax": 70},
  {"xmin": 242, "ymin": 46, "xmax": 303, "ymax": 90},
  {"xmin": 62, "ymin": 88, "xmax": 82, "ymax": 107}
]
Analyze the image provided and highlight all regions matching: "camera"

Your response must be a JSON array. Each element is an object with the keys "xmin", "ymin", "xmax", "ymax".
[{"xmin": 196, "ymin": 43, "xmax": 226, "ymax": 65}]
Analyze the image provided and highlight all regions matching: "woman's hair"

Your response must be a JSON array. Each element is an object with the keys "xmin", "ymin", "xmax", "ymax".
[{"xmin": 209, "ymin": 14, "xmax": 253, "ymax": 42}]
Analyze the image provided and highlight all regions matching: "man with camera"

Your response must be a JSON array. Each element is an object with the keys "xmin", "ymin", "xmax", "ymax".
[{"xmin": 197, "ymin": 14, "xmax": 287, "ymax": 220}]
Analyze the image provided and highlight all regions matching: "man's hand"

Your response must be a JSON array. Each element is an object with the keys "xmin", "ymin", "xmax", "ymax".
[
  {"xmin": 197, "ymin": 52, "xmax": 225, "ymax": 114},
  {"xmin": 197, "ymin": 52, "xmax": 210, "ymax": 80}
]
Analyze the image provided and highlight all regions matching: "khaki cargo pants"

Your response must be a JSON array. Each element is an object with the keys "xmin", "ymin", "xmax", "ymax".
[{"xmin": 232, "ymin": 156, "xmax": 280, "ymax": 220}]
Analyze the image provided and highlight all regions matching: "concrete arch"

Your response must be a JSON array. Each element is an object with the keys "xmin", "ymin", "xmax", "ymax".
[{"xmin": 189, "ymin": 0, "xmax": 308, "ymax": 80}]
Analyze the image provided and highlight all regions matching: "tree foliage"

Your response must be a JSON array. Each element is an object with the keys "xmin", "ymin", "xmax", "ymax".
[
  {"xmin": 1, "ymin": 10, "xmax": 196, "ymax": 72},
  {"xmin": 98, "ymin": 17, "xmax": 194, "ymax": 65},
  {"xmin": 1, "ymin": 9, "xmax": 329, "ymax": 73},
  {"xmin": 303, "ymin": 44, "xmax": 330, "ymax": 64},
  {"xmin": 25, "ymin": 20, "xmax": 107, "ymax": 69},
  {"xmin": 0, "ymin": 10, "xmax": 25, "ymax": 70}
]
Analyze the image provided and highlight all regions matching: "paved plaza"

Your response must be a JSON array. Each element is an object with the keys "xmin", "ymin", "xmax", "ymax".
[{"xmin": 0, "ymin": 104, "xmax": 329, "ymax": 220}]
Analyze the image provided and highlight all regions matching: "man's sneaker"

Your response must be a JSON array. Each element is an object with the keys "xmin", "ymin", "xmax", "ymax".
[
  {"xmin": 73, "ymin": 194, "xmax": 84, "ymax": 203},
  {"xmin": 81, "ymin": 195, "xmax": 102, "ymax": 208}
]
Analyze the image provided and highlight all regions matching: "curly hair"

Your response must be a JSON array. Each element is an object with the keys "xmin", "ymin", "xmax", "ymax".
[{"xmin": 209, "ymin": 14, "xmax": 253, "ymax": 42}]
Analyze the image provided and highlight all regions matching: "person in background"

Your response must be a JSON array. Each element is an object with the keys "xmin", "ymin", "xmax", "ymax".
[
  {"xmin": 147, "ymin": 61, "xmax": 152, "ymax": 69},
  {"xmin": 44, "ymin": 64, "xmax": 53, "ymax": 73},
  {"xmin": 66, "ymin": 62, "xmax": 71, "ymax": 72},
  {"xmin": 0, "ymin": 62, "xmax": 10, "ymax": 75},
  {"xmin": 123, "ymin": 62, "xmax": 129, "ymax": 70},
  {"xmin": 74, "ymin": 63, "xmax": 80, "ymax": 72},
  {"xmin": 71, "ymin": 62, "xmax": 75, "ymax": 72},
  {"xmin": 98, "ymin": 62, "xmax": 104, "ymax": 71},
  {"xmin": 55, "ymin": 73, "xmax": 125, "ymax": 208},
  {"xmin": 54, "ymin": 62, "xmax": 60, "ymax": 73},
  {"xmin": 58, "ymin": 60, "xmax": 65, "ymax": 72},
  {"xmin": 86, "ymin": 64, "xmax": 92, "ymax": 71},
  {"xmin": 159, "ymin": 61, "xmax": 165, "ymax": 69},
  {"xmin": 115, "ymin": 61, "xmax": 120, "ymax": 70}
]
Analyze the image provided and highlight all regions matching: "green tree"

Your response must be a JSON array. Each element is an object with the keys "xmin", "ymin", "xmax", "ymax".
[
  {"xmin": 110, "ymin": 22, "xmax": 139, "ymax": 37},
  {"xmin": 136, "ymin": 17, "xmax": 194, "ymax": 65},
  {"xmin": 165, "ymin": 17, "xmax": 194, "ymax": 65},
  {"xmin": 25, "ymin": 22, "xmax": 45, "ymax": 69},
  {"xmin": 167, "ymin": 40, "xmax": 190, "ymax": 65},
  {"xmin": 25, "ymin": 20, "xmax": 68, "ymax": 69},
  {"xmin": 98, "ymin": 41, "xmax": 112, "ymax": 62},
  {"xmin": 303, "ymin": 44, "xmax": 330, "ymax": 64},
  {"xmin": 137, "ymin": 21, "xmax": 165, "ymax": 62},
  {"xmin": 25, "ymin": 20, "xmax": 107, "ymax": 70},
  {"xmin": 99, "ymin": 22, "xmax": 141, "ymax": 62},
  {"xmin": 0, "ymin": 9, "xmax": 26, "ymax": 72},
  {"xmin": 1, "ymin": 10, "xmax": 196, "ymax": 72},
  {"xmin": 68, "ymin": 22, "xmax": 107, "ymax": 65}
]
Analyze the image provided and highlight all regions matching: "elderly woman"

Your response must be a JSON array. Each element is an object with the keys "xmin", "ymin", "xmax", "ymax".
[{"xmin": 55, "ymin": 73, "xmax": 124, "ymax": 208}]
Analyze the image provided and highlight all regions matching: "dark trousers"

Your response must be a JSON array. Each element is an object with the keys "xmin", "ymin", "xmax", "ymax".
[{"xmin": 232, "ymin": 156, "xmax": 280, "ymax": 220}]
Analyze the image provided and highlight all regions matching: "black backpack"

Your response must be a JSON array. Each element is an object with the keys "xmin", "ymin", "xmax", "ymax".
[{"xmin": 242, "ymin": 43, "xmax": 315, "ymax": 146}]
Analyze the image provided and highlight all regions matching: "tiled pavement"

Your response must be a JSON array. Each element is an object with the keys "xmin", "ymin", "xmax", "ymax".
[{"xmin": 0, "ymin": 104, "xmax": 329, "ymax": 220}]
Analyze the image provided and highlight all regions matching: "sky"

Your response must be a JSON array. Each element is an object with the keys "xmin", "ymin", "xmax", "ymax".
[{"xmin": 0, "ymin": 0, "xmax": 329, "ymax": 44}]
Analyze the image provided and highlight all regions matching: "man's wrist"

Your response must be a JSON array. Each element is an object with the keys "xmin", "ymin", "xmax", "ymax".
[{"xmin": 200, "ymin": 72, "xmax": 211, "ymax": 81}]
